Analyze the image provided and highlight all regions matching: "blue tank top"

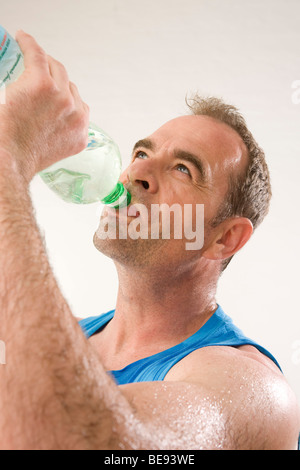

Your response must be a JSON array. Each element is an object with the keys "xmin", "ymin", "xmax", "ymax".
[{"xmin": 78, "ymin": 304, "xmax": 282, "ymax": 385}]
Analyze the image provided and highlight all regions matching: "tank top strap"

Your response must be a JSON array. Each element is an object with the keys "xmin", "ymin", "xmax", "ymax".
[
  {"xmin": 79, "ymin": 309, "xmax": 115, "ymax": 338},
  {"xmin": 78, "ymin": 305, "xmax": 282, "ymax": 385}
]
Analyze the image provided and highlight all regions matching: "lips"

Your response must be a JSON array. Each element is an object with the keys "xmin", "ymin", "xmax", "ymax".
[{"xmin": 104, "ymin": 203, "xmax": 140, "ymax": 219}]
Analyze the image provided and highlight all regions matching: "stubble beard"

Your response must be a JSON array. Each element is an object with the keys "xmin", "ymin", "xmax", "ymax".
[
  {"xmin": 93, "ymin": 229, "xmax": 168, "ymax": 268},
  {"xmin": 92, "ymin": 207, "xmax": 168, "ymax": 268}
]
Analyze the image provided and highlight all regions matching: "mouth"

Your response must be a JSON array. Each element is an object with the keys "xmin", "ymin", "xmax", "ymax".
[{"xmin": 104, "ymin": 203, "xmax": 141, "ymax": 219}]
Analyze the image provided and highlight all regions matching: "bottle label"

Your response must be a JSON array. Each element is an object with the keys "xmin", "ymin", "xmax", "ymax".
[{"xmin": 0, "ymin": 25, "xmax": 24, "ymax": 87}]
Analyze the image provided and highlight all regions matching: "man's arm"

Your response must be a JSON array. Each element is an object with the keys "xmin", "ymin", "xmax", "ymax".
[
  {"xmin": 0, "ymin": 31, "xmax": 141, "ymax": 451},
  {"xmin": 0, "ymin": 154, "xmax": 141, "ymax": 450}
]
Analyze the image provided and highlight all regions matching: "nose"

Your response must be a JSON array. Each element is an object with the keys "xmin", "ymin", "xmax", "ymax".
[{"xmin": 121, "ymin": 161, "xmax": 159, "ymax": 194}]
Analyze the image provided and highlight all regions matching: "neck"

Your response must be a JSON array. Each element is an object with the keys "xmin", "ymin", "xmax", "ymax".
[{"xmin": 105, "ymin": 259, "xmax": 219, "ymax": 355}]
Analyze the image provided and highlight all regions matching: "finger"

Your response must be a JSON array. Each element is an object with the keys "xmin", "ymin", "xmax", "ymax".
[
  {"xmin": 15, "ymin": 30, "xmax": 49, "ymax": 75},
  {"xmin": 47, "ymin": 55, "xmax": 69, "ymax": 91}
]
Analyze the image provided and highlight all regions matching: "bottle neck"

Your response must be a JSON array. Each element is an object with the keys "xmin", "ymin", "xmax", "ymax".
[{"xmin": 101, "ymin": 182, "xmax": 131, "ymax": 209}]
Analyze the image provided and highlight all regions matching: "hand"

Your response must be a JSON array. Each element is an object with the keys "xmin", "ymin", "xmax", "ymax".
[{"xmin": 0, "ymin": 30, "xmax": 90, "ymax": 183}]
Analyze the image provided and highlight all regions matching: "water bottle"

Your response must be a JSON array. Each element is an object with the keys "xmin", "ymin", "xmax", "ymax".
[{"xmin": 0, "ymin": 25, "xmax": 130, "ymax": 207}]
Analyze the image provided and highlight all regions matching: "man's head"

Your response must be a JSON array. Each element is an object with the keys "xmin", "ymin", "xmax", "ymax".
[{"xmin": 93, "ymin": 95, "xmax": 271, "ymax": 274}]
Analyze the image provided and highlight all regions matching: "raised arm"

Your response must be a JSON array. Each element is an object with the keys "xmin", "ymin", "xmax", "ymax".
[{"xmin": 0, "ymin": 31, "xmax": 133, "ymax": 450}]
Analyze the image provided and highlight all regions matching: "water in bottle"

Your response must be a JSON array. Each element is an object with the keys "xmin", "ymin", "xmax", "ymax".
[{"xmin": 0, "ymin": 25, "xmax": 130, "ymax": 208}]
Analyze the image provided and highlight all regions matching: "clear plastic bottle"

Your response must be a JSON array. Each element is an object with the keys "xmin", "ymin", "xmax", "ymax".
[{"xmin": 0, "ymin": 25, "xmax": 130, "ymax": 207}]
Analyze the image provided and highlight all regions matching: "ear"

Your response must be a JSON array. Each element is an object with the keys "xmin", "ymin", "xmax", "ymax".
[{"xmin": 202, "ymin": 217, "xmax": 253, "ymax": 261}]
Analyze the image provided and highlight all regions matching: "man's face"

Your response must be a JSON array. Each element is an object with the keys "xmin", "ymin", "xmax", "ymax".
[{"xmin": 93, "ymin": 115, "xmax": 248, "ymax": 270}]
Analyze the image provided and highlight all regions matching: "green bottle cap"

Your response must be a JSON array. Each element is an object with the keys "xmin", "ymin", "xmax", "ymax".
[{"xmin": 101, "ymin": 182, "xmax": 131, "ymax": 208}]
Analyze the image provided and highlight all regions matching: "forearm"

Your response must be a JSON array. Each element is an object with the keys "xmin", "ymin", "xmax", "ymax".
[{"xmin": 0, "ymin": 155, "xmax": 139, "ymax": 450}]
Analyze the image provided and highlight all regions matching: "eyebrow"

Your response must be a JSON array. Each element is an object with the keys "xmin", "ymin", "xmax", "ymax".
[
  {"xmin": 173, "ymin": 149, "xmax": 207, "ymax": 182},
  {"xmin": 132, "ymin": 138, "xmax": 207, "ymax": 182},
  {"xmin": 132, "ymin": 138, "xmax": 156, "ymax": 154}
]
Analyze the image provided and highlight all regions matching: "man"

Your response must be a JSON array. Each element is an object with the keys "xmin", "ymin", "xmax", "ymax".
[{"xmin": 0, "ymin": 31, "xmax": 298, "ymax": 450}]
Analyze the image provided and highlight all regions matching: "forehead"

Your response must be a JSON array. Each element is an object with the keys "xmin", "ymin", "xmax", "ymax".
[{"xmin": 148, "ymin": 115, "xmax": 248, "ymax": 176}]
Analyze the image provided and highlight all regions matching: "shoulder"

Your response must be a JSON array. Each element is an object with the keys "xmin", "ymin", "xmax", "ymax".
[
  {"xmin": 119, "ymin": 345, "xmax": 299, "ymax": 449},
  {"xmin": 165, "ymin": 343, "xmax": 281, "ymax": 381},
  {"xmin": 164, "ymin": 345, "xmax": 300, "ymax": 449}
]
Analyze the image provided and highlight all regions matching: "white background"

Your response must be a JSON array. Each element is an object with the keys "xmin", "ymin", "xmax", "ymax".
[{"xmin": 2, "ymin": 0, "xmax": 299, "ymax": 404}]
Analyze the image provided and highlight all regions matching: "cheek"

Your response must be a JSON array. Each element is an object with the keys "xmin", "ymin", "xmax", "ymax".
[{"xmin": 159, "ymin": 180, "xmax": 190, "ymax": 205}]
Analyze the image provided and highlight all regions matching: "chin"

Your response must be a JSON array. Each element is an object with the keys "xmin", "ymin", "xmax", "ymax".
[{"xmin": 93, "ymin": 230, "xmax": 197, "ymax": 273}]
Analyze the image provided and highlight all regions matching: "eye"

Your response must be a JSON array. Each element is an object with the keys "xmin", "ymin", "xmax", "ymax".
[
  {"xmin": 176, "ymin": 163, "xmax": 191, "ymax": 176},
  {"xmin": 134, "ymin": 150, "xmax": 148, "ymax": 160}
]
